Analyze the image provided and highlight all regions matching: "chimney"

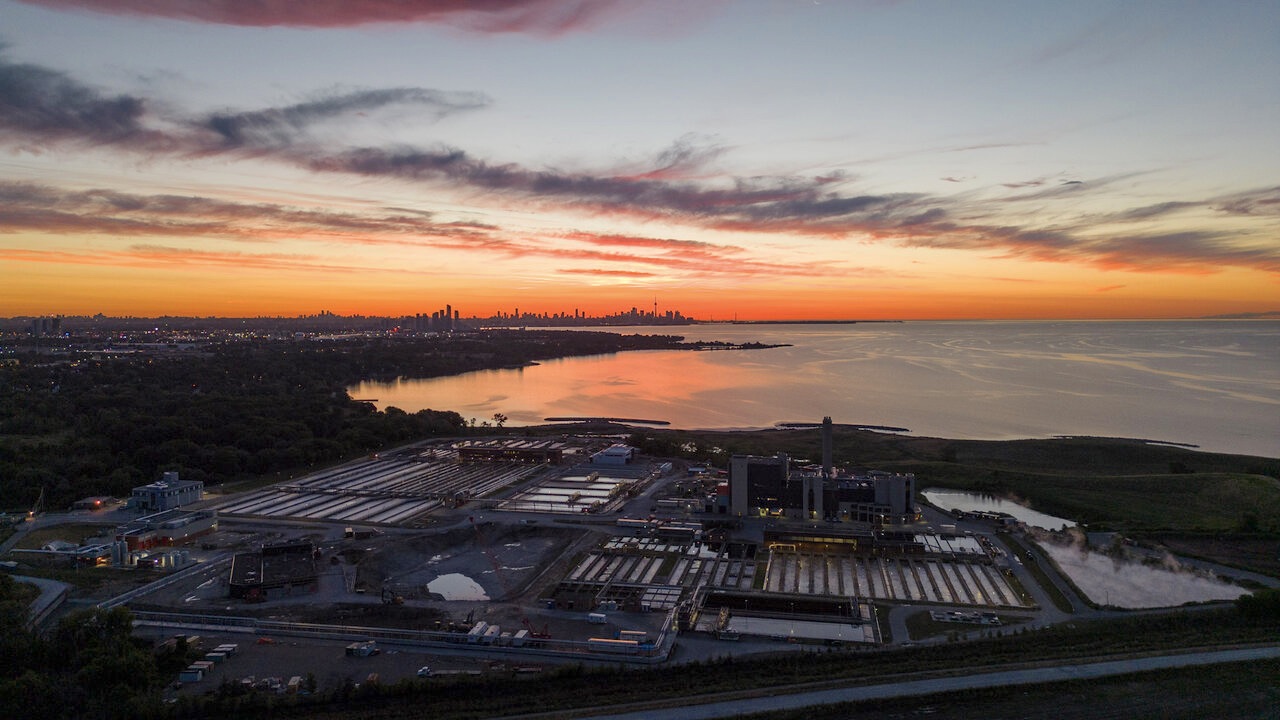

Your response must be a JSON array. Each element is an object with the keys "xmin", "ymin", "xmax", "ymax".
[{"xmin": 822, "ymin": 416, "xmax": 833, "ymax": 479}]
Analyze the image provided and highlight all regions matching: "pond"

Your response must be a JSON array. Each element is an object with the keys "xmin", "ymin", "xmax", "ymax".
[{"xmin": 921, "ymin": 489, "xmax": 1075, "ymax": 530}]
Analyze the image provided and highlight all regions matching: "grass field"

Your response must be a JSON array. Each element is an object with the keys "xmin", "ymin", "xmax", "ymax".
[
  {"xmin": 920, "ymin": 471, "xmax": 1280, "ymax": 532},
  {"xmin": 12, "ymin": 522, "xmax": 116, "ymax": 550},
  {"xmin": 743, "ymin": 659, "xmax": 1280, "ymax": 720}
]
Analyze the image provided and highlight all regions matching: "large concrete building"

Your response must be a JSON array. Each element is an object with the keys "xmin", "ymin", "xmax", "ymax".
[
  {"xmin": 726, "ymin": 418, "xmax": 917, "ymax": 525},
  {"xmin": 728, "ymin": 453, "xmax": 792, "ymax": 517},
  {"xmin": 130, "ymin": 471, "xmax": 203, "ymax": 512},
  {"xmin": 728, "ymin": 456, "xmax": 916, "ymax": 524},
  {"xmin": 115, "ymin": 508, "xmax": 218, "ymax": 551}
]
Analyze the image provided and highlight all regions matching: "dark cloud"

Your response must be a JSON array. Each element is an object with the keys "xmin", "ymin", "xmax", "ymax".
[
  {"xmin": 1002, "ymin": 178, "xmax": 1047, "ymax": 189},
  {"xmin": 16, "ymin": 0, "xmax": 631, "ymax": 34},
  {"xmin": 201, "ymin": 88, "xmax": 489, "ymax": 150},
  {"xmin": 0, "ymin": 54, "xmax": 158, "ymax": 148},
  {"xmin": 0, "ymin": 50, "xmax": 488, "ymax": 159},
  {"xmin": 1082, "ymin": 231, "xmax": 1280, "ymax": 274}
]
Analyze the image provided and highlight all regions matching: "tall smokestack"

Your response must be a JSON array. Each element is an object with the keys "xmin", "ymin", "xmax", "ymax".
[{"xmin": 822, "ymin": 416, "xmax": 833, "ymax": 479}]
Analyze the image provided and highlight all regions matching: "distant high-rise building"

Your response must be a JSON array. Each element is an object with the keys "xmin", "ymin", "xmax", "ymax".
[{"xmin": 30, "ymin": 316, "xmax": 63, "ymax": 337}]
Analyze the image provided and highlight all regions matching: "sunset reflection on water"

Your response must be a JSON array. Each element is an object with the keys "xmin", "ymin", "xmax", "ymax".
[{"xmin": 351, "ymin": 349, "xmax": 769, "ymax": 427}]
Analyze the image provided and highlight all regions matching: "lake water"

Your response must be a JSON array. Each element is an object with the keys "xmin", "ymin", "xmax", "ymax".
[
  {"xmin": 351, "ymin": 320, "xmax": 1280, "ymax": 458},
  {"xmin": 920, "ymin": 490, "xmax": 1075, "ymax": 530}
]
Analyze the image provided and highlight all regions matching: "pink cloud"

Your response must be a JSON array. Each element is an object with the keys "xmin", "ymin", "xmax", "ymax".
[{"xmin": 17, "ymin": 0, "xmax": 635, "ymax": 34}]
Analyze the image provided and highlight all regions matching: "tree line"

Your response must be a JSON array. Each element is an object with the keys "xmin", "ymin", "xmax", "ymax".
[{"xmin": 0, "ymin": 331, "xmax": 694, "ymax": 510}]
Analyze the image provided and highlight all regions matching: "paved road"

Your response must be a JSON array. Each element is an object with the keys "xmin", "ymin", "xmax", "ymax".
[
  {"xmin": 579, "ymin": 646, "xmax": 1280, "ymax": 720},
  {"xmin": 13, "ymin": 574, "xmax": 71, "ymax": 629}
]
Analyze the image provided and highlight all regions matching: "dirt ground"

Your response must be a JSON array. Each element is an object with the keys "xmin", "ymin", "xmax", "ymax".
[
  {"xmin": 126, "ymin": 515, "xmax": 673, "ymax": 647},
  {"xmin": 130, "ymin": 519, "xmax": 676, "ymax": 700}
]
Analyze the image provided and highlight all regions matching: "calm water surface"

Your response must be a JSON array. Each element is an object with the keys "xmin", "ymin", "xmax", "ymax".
[
  {"xmin": 920, "ymin": 490, "xmax": 1075, "ymax": 530},
  {"xmin": 352, "ymin": 320, "xmax": 1279, "ymax": 458}
]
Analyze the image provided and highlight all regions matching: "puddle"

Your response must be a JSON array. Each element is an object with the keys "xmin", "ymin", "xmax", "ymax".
[
  {"xmin": 923, "ymin": 489, "xmax": 1075, "ymax": 530},
  {"xmin": 427, "ymin": 573, "xmax": 489, "ymax": 601}
]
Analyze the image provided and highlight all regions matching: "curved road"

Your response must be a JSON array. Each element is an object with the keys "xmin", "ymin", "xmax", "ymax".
[{"xmin": 579, "ymin": 646, "xmax": 1280, "ymax": 720}]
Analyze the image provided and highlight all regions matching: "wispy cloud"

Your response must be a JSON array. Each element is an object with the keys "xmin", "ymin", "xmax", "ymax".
[
  {"xmin": 1214, "ymin": 186, "xmax": 1280, "ymax": 217},
  {"xmin": 616, "ymin": 134, "xmax": 729, "ymax": 181},
  {"xmin": 0, "ymin": 181, "xmax": 848, "ymax": 280},
  {"xmin": 0, "ymin": 181, "xmax": 491, "ymax": 243},
  {"xmin": 0, "ymin": 244, "xmax": 351, "ymax": 273},
  {"xmin": 201, "ymin": 88, "xmax": 490, "ymax": 150},
  {"xmin": 1103, "ymin": 201, "xmax": 1200, "ymax": 222},
  {"xmin": 15, "ymin": 0, "xmax": 637, "ymax": 34},
  {"xmin": 558, "ymin": 268, "xmax": 658, "ymax": 278}
]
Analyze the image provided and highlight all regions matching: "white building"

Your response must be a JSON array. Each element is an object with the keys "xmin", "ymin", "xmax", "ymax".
[{"xmin": 590, "ymin": 444, "xmax": 635, "ymax": 466}]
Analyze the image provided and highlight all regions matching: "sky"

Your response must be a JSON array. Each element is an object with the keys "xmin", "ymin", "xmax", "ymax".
[{"xmin": 1, "ymin": 0, "xmax": 1277, "ymax": 321}]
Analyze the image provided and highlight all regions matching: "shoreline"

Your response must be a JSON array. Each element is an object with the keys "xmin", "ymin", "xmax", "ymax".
[{"xmin": 516, "ymin": 420, "xmax": 1274, "ymax": 459}]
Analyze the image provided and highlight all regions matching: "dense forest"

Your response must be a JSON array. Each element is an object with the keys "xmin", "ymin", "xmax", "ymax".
[{"xmin": 0, "ymin": 331, "xmax": 695, "ymax": 510}]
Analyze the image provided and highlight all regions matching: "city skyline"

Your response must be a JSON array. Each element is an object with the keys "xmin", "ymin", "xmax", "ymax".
[{"xmin": 1, "ymin": 1, "xmax": 1278, "ymax": 320}]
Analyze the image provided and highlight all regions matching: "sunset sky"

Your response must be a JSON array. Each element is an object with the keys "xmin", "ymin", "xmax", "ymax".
[{"xmin": 1, "ymin": 0, "xmax": 1277, "ymax": 320}]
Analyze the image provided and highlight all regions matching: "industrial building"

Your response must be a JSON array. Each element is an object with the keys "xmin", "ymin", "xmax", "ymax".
[
  {"xmin": 590, "ymin": 444, "xmax": 635, "ymax": 466},
  {"xmin": 130, "ymin": 471, "xmax": 204, "ymax": 512},
  {"xmin": 115, "ymin": 508, "xmax": 218, "ymax": 551},
  {"xmin": 726, "ymin": 417, "xmax": 917, "ymax": 524},
  {"xmin": 71, "ymin": 496, "xmax": 117, "ymax": 511},
  {"xmin": 456, "ymin": 438, "xmax": 567, "ymax": 464}
]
